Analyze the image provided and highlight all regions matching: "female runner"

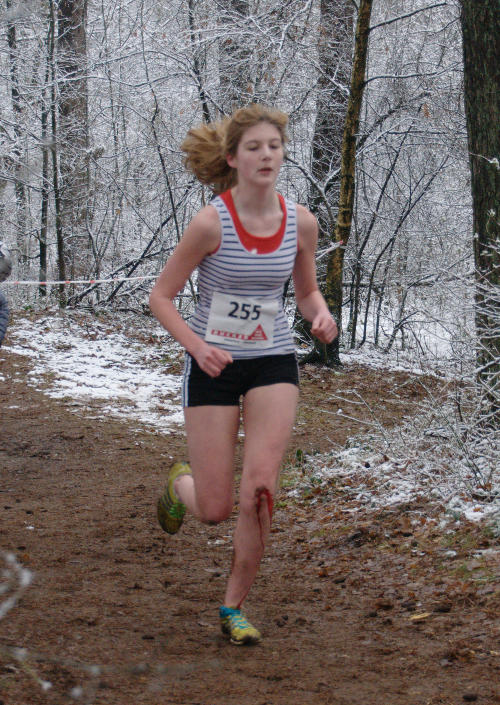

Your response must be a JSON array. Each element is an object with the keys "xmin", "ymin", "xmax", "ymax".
[{"xmin": 149, "ymin": 104, "xmax": 337, "ymax": 645}]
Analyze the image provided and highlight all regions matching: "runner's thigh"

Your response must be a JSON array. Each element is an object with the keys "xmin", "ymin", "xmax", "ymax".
[
  {"xmin": 241, "ymin": 383, "xmax": 299, "ymax": 489},
  {"xmin": 184, "ymin": 405, "xmax": 240, "ymax": 508}
]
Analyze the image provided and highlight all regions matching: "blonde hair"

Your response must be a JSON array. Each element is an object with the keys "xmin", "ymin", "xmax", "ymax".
[{"xmin": 181, "ymin": 104, "xmax": 288, "ymax": 194}]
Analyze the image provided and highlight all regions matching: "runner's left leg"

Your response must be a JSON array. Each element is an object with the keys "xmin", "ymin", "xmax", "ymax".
[{"xmin": 223, "ymin": 383, "xmax": 298, "ymax": 609}]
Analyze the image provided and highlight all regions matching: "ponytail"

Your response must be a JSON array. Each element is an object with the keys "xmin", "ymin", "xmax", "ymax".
[{"xmin": 181, "ymin": 119, "xmax": 235, "ymax": 194}]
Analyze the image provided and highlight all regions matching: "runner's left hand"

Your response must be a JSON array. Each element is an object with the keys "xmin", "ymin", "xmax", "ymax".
[{"xmin": 311, "ymin": 312, "xmax": 338, "ymax": 344}]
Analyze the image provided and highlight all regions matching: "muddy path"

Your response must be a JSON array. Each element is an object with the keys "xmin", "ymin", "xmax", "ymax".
[{"xmin": 1, "ymin": 347, "xmax": 499, "ymax": 705}]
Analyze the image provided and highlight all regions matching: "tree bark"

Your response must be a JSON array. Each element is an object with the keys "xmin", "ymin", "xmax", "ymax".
[
  {"xmin": 323, "ymin": 0, "xmax": 373, "ymax": 364},
  {"xmin": 6, "ymin": 0, "xmax": 28, "ymax": 268},
  {"xmin": 460, "ymin": 0, "xmax": 500, "ymax": 422},
  {"xmin": 218, "ymin": 0, "xmax": 252, "ymax": 113},
  {"xmin": 188, "ymin": 0, "xmax": 212, "ymax": 123},
  {"xmin": 299, "ymin": 0, "xmax": 353, "ymax": 366},
  {"xmin": 40, "ymin": 67, "xmax": 50, "ymax": 297},
  {"xmin": 48, "ymin": 0, "xmax": 66, "ymax": 303},
  {"xmin": 57, "ymin": 0, "xmax": 89, "ymax": 282}
]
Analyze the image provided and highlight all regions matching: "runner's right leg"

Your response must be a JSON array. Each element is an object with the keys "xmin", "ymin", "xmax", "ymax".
[{"xmin": 176, "ymin": 405, "xmax": 240, "ymax": 524}]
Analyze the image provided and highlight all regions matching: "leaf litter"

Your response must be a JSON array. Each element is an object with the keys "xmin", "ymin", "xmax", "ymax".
[{"xmin": 0, "ymin": 309, "xmax": 499, "ymax": 705}]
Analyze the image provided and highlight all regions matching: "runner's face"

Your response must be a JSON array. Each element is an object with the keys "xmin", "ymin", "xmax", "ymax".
[{"xmin": 227, "ymin": 122, "xmax": 284, "ymax": 186}]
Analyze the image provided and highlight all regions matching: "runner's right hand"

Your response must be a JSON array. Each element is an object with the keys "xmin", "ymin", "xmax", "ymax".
[{"xmin": 193, "ymin": 342, "xmax": 233, "ymax": 378}]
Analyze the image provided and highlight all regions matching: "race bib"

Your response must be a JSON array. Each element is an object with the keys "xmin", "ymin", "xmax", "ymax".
[{"xmin": 205, "ymin": 292, "xmax": 278, "ymax": 348}]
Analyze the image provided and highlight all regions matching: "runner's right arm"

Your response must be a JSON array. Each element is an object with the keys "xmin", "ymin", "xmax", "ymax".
[{"xmin": 149, "ymin": 206, "xmax": 233, "ymax": 377}]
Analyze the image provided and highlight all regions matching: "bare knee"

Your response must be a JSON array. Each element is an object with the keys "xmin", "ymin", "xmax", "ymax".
[
  {"xmin": 239, "ymin": 484, "xmax": 275, "ymax": 521},
  {"xmin": 198, "ymin": 498, "xmax": 233, "ymax": 525},
  {"xmin": 255, "ymin": 485, "xmax": 274, "ymax": 521}
]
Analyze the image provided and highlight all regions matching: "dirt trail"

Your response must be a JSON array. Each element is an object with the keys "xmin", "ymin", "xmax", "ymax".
[{"xmin": 1, "ymin": 347, "xmax": 499, "ymax": 705}]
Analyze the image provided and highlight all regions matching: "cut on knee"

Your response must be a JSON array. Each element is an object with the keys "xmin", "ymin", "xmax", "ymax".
[{"xmin": 255, "ymin": 486, "xmax": 274, "ymax": 522}]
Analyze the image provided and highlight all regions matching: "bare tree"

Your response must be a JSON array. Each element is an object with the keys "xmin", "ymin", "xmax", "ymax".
[
  {"xmin": 339, "ymin": 1, "xmax": 469, "ymax": 360},
  {"xmin": 0, "ymin": 0, "xmax": 488, "ymax": 356},
  {"xmin": 5, "ymin": 0, "xmax": 28, "ymax": 267},
  {"xmin": 297, "ymin": 0, "xmax": 354, "ymax": 365},
  {"xmin": 323, "ymin": 0, "xmax": 373, "ymax": 363},
  {"xmin": 57, "ymin": 0, "xmax": 89, "ymax": 283},
  {"xmin": 460, "ymin": 0, "xmax": 500, "ymax": 423},
  {"xmin": 218, "ymin": 0, "xmax": 252, "ymax": 112}
]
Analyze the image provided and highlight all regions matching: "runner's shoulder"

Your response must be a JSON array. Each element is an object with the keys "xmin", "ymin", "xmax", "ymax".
[
  {"xmin": 184, "ymin": 204, "xmax": 221, "ymax": 254},
  {"xmin": 295, "ymin": 204, "xmax": 318, "ymax": 248}
]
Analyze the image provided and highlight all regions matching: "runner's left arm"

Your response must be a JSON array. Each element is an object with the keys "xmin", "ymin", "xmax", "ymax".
[{"xmin": 292, "ymin": 206, "xmax": 338, "ymax": 345}]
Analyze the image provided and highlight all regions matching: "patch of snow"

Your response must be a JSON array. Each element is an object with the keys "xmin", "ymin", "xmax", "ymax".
[
  {"xmin": 297, "ymin": 437, "xmax": 499, "ymax": 526},
  {"xmin": 4, "ymin": 315, "xmax": 183, "ymax": 432},
  {"xmin": 3, "ymin": 312, "xmax": 498, "ymax": 527}
]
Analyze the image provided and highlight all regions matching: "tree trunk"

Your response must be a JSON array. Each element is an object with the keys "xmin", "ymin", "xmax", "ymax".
[
  {"xmin": 40, "ymin": 71, "xmax": 50, "ymax": 297},
  {"xmin": 324, "ymin": 0, "xmax": 373, "ymax": 360},
  {"xmin": 6, "ymin": 0, "xmax": 28, "ymax": 268},
  {"xmin": 460, "ymin": 0, "xmax": 500, "ymax": 422},
  {"xmin": 188, "ymin": 0, "xmax": 211, "ymax": 123},
  {"xmin": 218, "ymin": 0, "xmax": 252, "ymax": 113},
  {"xmin": 49, "ymin": 0, "xmax": 66, "ymax": 303},
  {"xmin": 299, "ymin": 0, "xmax": 353, "ymax": 366},
  {"xmin": 57, "ymin": 0, "xmax": 89, "ymax": 282}
]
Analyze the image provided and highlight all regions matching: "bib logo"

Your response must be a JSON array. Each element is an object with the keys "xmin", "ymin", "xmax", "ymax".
[
  {"xmin": 210, "ymin": 324, "xmax": 268, "ymax": 342},
  {"xmin": 247, "ymin": 324, "xmax": 267, "ymax": 341}
]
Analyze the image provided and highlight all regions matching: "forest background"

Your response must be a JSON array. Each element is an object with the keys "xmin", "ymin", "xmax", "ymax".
[
  {"xmin": 1, "ymin": 1, "xmax": 499, "ymax": 701},
  {"xmin": 0, "ymin": 0, "xmax": 499, "ymax": 501}
]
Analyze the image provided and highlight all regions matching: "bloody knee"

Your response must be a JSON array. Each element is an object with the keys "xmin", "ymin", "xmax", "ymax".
[{"xmin": 255, "ymin": 486, "xmax": 274, "ymax": 523}]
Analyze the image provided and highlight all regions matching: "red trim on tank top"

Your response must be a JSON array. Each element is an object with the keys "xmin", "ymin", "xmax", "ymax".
[{"xmin": 219, "ymin": 190, "xmax": 287, "ymax": 254}]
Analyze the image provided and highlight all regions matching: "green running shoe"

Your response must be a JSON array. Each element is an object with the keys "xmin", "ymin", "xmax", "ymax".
[
  {"xmin": 220, "ymin": 606, "xmax": 261, "ymax": 645},
  {"xmin": 157, "ymin": 462, "xmax": 192, "ymax": 534}
]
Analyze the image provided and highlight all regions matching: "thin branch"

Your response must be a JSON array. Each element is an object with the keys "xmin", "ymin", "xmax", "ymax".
[{"xmin": 370, "ymin": 2, "xmax": 449, "ymax": 32}]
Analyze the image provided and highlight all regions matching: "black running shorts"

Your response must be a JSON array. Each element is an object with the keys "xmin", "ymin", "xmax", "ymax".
[{"xmin": 182, "ymin": 353, "xmax": 299, "ymax": 407}]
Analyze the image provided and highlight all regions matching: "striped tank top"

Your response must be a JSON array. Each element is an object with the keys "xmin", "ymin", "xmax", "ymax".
[{"xmin": 189, "ymin": 190, "xmax": 298, "ymax": 359}]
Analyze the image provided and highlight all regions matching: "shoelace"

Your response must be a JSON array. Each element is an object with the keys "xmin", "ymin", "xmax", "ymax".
[{"xmin": 226, "ymin": 612, "xmax": 251, "ymax": 629}]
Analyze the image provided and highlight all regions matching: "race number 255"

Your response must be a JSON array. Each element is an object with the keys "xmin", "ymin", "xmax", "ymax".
[{"xmin": 228, "ymin": 301, "xmax": 261, "ymax": 321}]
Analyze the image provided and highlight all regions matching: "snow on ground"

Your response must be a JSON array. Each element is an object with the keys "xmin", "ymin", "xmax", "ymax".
[
  {"xmin": 2, "ymin": 313, "xmax": 184, "ymax": 432},
  {"xmin": 2, "ymin": 311, "xmax": 499, "ymax": 530},
  {"xmin": 298, "ymin": 443, "xmax": 499, "ymax": 528},
  {"xmin": 2, "ymin": 311, "xmax": 430, "ymax": 431}
]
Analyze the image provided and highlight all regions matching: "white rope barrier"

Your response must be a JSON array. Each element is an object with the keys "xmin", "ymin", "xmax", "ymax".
[{"xmin": 2, "ymin": 275, "xmax": 157, "ymax": 286}]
